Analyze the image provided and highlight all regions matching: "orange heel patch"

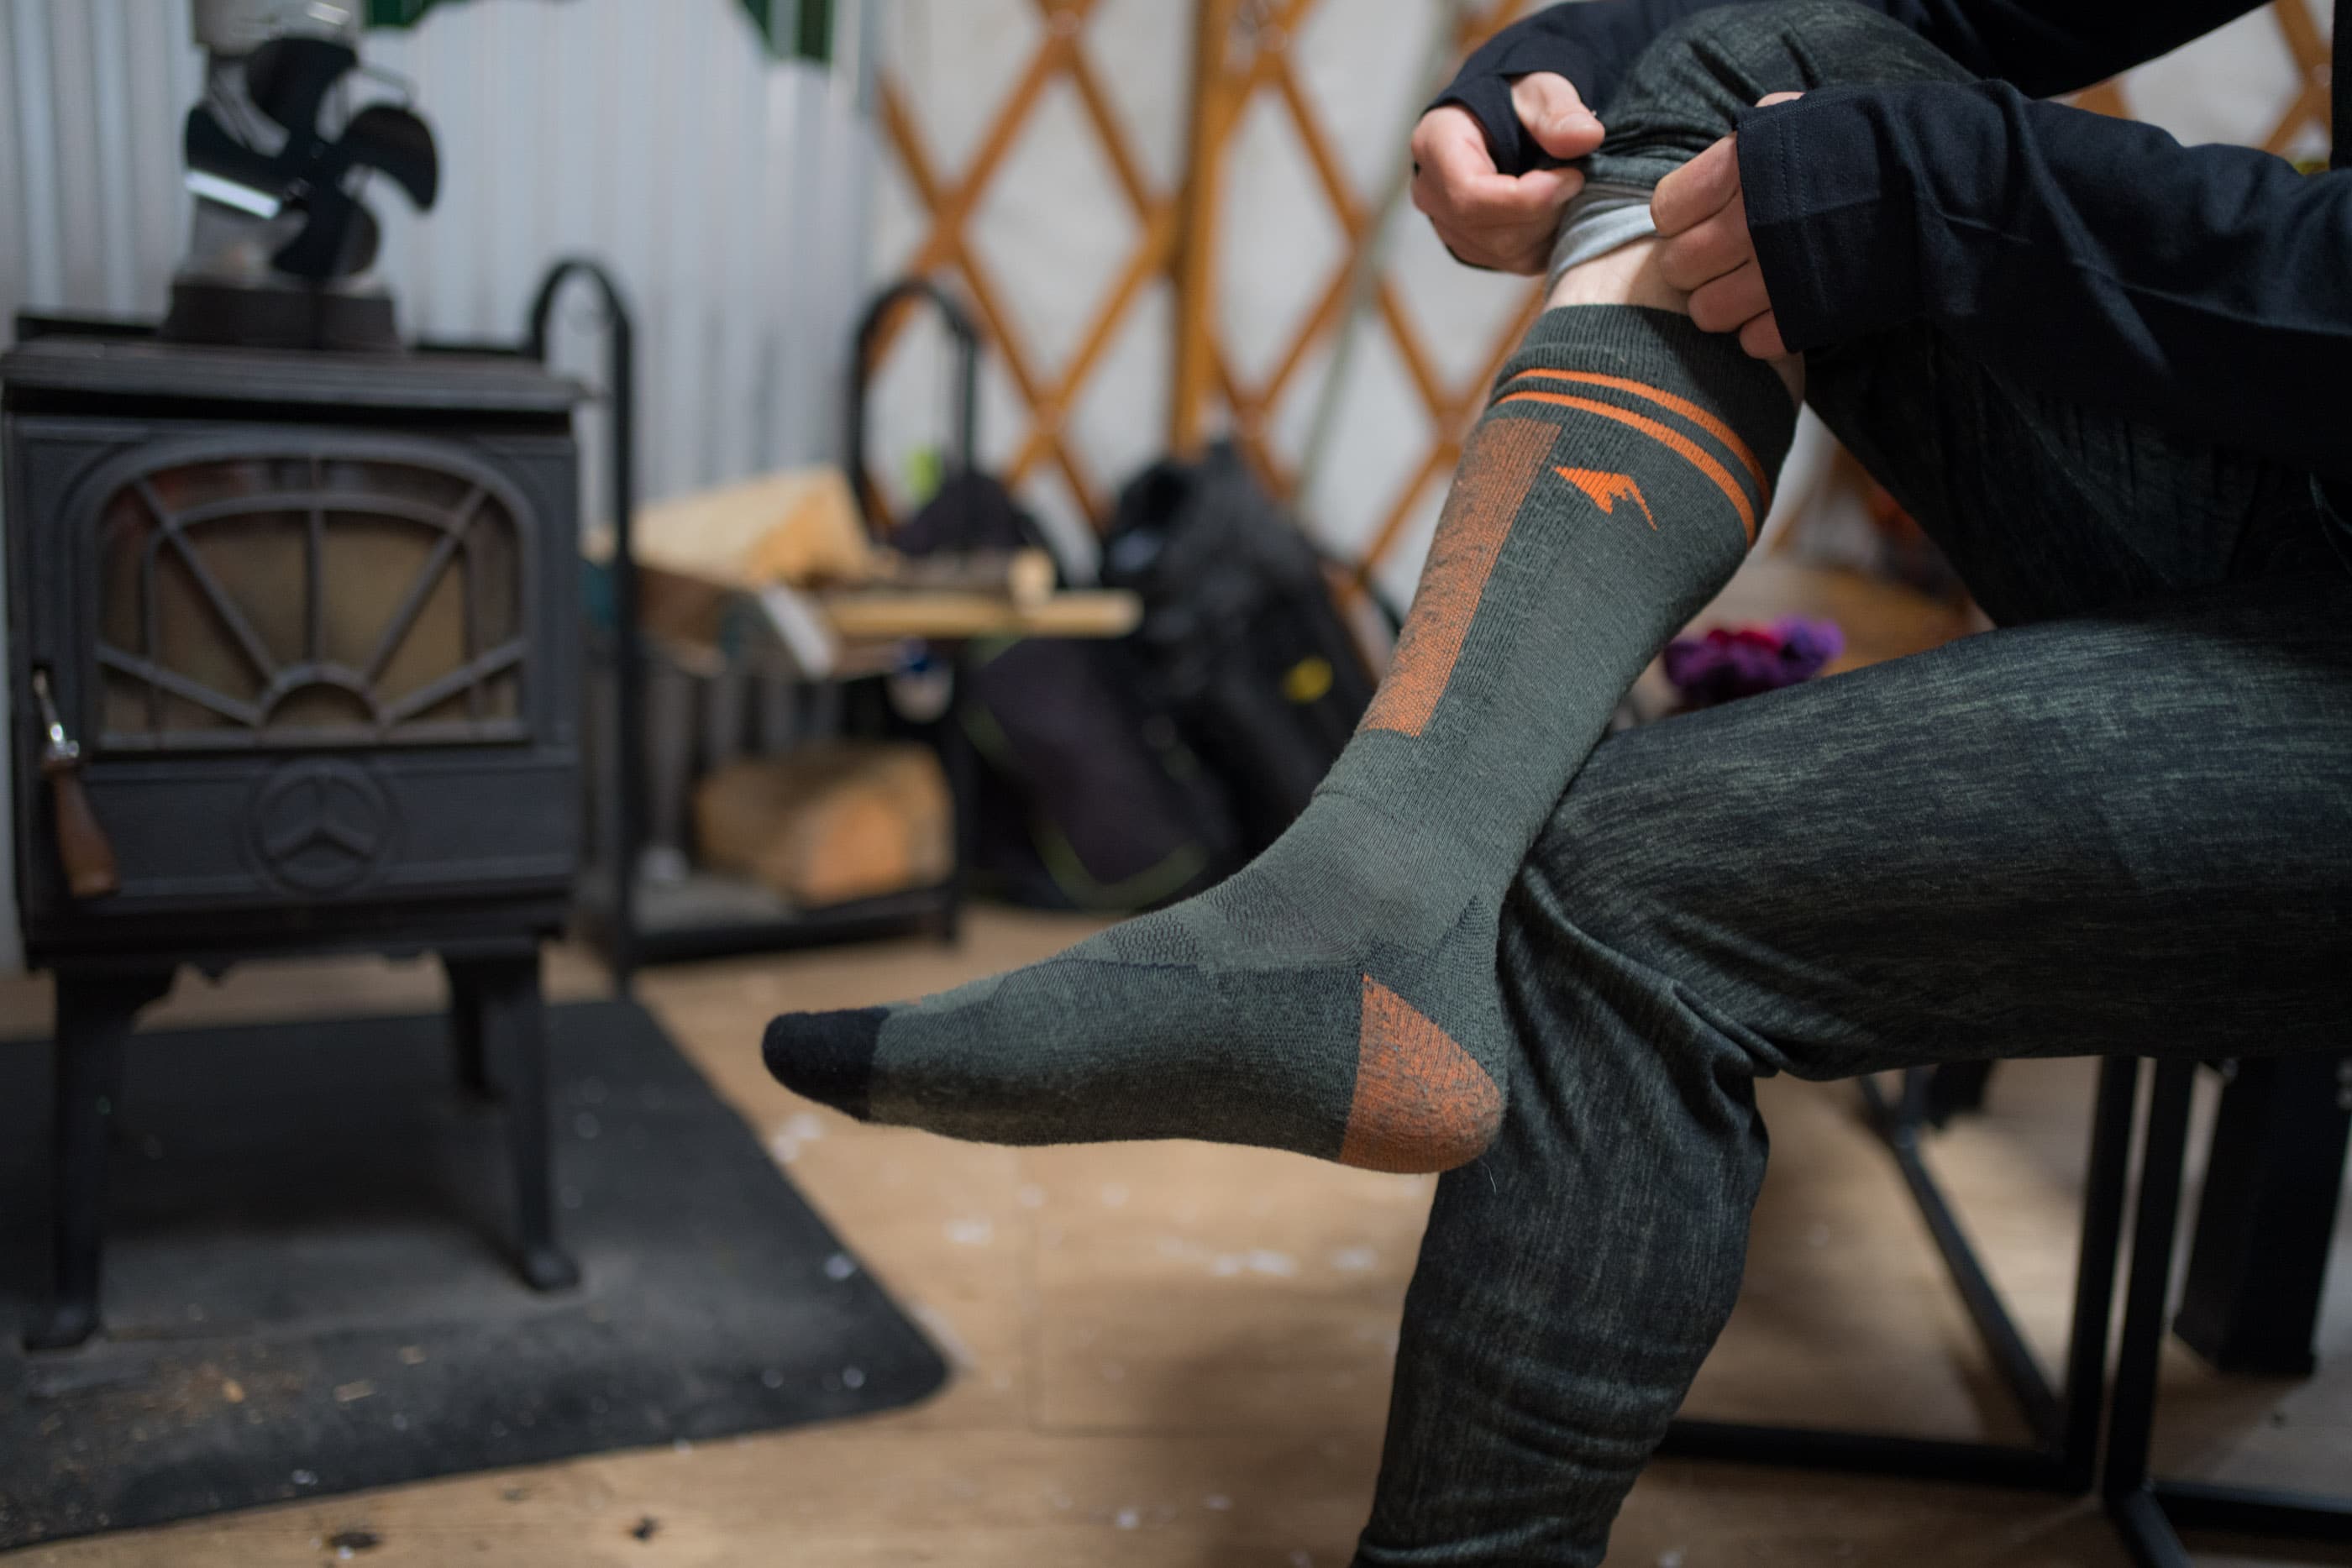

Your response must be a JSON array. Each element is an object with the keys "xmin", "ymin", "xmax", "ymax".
[{"xmin": 1339, "ymin": 976, "xmax": 1504, "ymax": 1173}]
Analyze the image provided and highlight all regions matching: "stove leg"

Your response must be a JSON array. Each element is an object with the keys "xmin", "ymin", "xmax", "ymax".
[
  {"xmin": 447, "ymin": 962, "xmax": 496, "ymax": 1101},
  {"xmin": 447, "ymin": 951, "xmax": 580, "ymax": 1293},
  {"xmin": 28, "ymin": 968, "xmax": 174, "ymax": 1351}
]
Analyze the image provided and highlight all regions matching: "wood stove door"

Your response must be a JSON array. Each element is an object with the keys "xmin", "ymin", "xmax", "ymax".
[{"xmin": 10, "ymin": 420, "xmax": 580, "ymax": 942}]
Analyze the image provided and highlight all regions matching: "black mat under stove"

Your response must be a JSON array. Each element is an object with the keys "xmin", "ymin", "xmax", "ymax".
[{"xmin": 0, "ymin": 1000, "xmax": 946, "ymax": 1550}]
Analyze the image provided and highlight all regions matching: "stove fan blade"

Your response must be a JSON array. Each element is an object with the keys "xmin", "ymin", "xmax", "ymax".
[
  {"xmin": 242, "ymin": 36, "xmax": 361, "ymax": 149},
  {"xmin": 272, "ymin": 189, "xmax": 386, "ymax": 281},
  {"xmin": 184, "ymin": 102, "xmax": 291, "ymax": 215},
  {"xmin": 191, "ymin": 34, "xmax": 440, "ymax": 282},
  {"xmin": 269, "ymin": 102, "xmax": 434, "ymax": 281},
  {"xmin": 337, "ymin": 104, "xmax": 440, "ymax": 211}
]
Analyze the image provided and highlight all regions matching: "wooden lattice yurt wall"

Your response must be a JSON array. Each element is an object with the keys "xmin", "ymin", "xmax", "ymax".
[
  {"xmin": 2, "ymin": 0, "xmax": 881, "ymax": 527},
  {"xmin": 868, "ymin": 0, "xmax": 1200, "ymax": 574},
  {"xmin": 869, "ymin": 0, "xmax": 2332, "ymax": 602},
  {"xmin": 1179, "ymin": 0, "xmax": 1544, "ymax": 609},
  {"xmin": 867, "ymin": 0, "xmax": 1541, "ymax": 595}
]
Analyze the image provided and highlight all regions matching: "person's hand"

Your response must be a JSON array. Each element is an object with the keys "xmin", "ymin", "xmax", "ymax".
[
  {"xmin": 1410, "ymin": 73, "xmax": 1606, "ymax": 274},
  {"xmin": 1651, "ymin": 92, "xmax": 1803, "ymax": 360}
]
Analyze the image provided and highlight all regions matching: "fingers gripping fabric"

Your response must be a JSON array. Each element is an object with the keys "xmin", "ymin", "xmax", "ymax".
[{"xmin": 1548, "ymin": 0, "xmax": 1977, "ymax": 281}]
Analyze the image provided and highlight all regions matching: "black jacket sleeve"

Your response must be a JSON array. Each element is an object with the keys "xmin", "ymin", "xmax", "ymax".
[
  {"xmin": 1739, "ymin": 83, "xmax": 2352, "ymax": 484},
  {"xmin": 1436, "ymin": 0, "xmax": 2270, "ymax": 177}
]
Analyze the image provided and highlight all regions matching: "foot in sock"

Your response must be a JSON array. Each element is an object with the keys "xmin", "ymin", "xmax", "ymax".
[{"xmin": 766, "ymin": 307, "xmax": 1796, "ymax": 1171}]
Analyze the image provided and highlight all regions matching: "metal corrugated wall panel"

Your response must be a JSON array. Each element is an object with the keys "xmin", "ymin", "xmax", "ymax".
[
  {"xmin": 2, "ymin": 0, "xmax": 875, "ymax": 517},
  {"xmin": 0, "ymin": 0, "xmax": 874, "ymax": 974}
]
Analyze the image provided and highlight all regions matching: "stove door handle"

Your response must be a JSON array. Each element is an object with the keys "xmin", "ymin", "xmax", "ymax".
[
  {"xmin": 30, "ymin": 671, "xmax": 118, "ymax": 901},
  {"xmin": 46, "ymin": 766, "xmax": 120, "ymax": 902}
]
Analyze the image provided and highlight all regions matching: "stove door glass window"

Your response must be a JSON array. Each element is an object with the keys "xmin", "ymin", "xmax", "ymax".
[{"xmin": 94, "ymin": 452, "xmax": 528, "ymax": 751}]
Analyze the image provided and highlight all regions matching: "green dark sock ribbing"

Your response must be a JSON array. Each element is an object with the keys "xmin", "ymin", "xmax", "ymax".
[{"xmin": 765, "ymin": 307, "xmax": 1797, "ymax": 1171}]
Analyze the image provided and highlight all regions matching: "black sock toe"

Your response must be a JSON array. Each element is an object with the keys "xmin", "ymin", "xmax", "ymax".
[{"xmin": 762, "ymin": 1007, "xmax": 887, "ymax": 1120}]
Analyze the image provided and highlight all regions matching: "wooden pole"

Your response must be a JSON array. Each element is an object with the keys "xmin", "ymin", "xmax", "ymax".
[{"xmin": 1173, "ymin": 0, "xmax": 1242, "ymax": 456}]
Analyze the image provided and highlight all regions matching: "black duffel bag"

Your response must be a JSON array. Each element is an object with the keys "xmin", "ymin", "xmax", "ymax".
[
  {"xmin": 1102, "ymin": 442, "xmax": 1381, "ymax": 855},
  {"xmin": 853, "ymin": 277, "xmax": 1244, "ymax": 914},
  {"xmin": 898, "ymin": 470, "xmax": 1245, "ymax": 913}
]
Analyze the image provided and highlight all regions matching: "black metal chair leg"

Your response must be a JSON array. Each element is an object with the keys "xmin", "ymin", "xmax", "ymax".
[
  {"xmin": 2106, "ymin": 1060, "xmax": 2192, "ymax": 1511},
  {"xmin": 1868, "ymin": 1069, "xmax": 2065, "ymax": 1443},
  {"xmin": 445, "ymin": 949, "xmax": 579, "ymax": 1293},
  {"xmin": 2113, "ymin": 1487, "xmax": 2197, "ymax": 1568},
  {"xmin": 1923, "ymin": 1060, "xmax": 1998, "ymax": 1127},
  {"xmin": 26, "ymin": 968, "xmax": 174, "ymax": 1351},
  {"xmin": 2172, "ymin": 1051, "xmax": 2351, "ymax": 1377},
  {"xmin": 2103, "ymin": 1057, "xmax": 2352, "ymax": 1565},
  {"xmin": 1658, "ymin": 1057, "xmax": 2137, "ymax": 1492},
  {"xmin": 2055, "ymin": 1055, "xmax": 2139, "ymax": 1492}
]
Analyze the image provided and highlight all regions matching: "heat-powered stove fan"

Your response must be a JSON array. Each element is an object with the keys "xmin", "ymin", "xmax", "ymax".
[{"xmin": 168, "ymin": 0, "xmax": 440, "ymax": 349}]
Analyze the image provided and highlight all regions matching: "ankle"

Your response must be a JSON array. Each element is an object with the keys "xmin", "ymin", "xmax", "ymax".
[{"xmin": 1254, "ymin": 789, "xmax": 1488, "ymax": 952}]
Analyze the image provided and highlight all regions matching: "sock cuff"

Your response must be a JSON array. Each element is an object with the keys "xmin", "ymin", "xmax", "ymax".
[{"xmin": 1494, "ymin": 306, "xmax": 1798, "ymax": 479}]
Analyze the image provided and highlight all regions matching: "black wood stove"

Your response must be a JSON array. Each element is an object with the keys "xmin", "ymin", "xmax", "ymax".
[
  {"xmin": 0, "ymin": 0, "xmax": 599, "ymax": 1351},
  {"xmin": 0, "ymin": 328, "xmax": 587, "ymax": 1350}
]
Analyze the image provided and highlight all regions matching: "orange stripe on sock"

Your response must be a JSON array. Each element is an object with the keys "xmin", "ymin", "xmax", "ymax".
[
  {"xmin": 1341, "ymin": 975, "xmax": 1503, "ymax": 1174},
  {"xmin": 1361, "ymin": 416, "xmax": 1557, "ymax": 737},
  {"xmin": 1495, "ymin": 390, "xmax": 1759, "ymax": 543},
  {"xmin": 1504, "ymin": 368, "xmax": 1772, "ymax": 502}
]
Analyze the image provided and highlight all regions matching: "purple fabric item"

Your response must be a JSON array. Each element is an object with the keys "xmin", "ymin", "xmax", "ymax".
[{"xmin": 1662, "ymin": 617, "xmax": 1845, "ymax": 708}]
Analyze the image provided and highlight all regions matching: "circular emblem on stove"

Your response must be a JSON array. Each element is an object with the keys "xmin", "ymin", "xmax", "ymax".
[{"xmin": 248, "ymin": 761, "xmax": 395, "ymax": 895}]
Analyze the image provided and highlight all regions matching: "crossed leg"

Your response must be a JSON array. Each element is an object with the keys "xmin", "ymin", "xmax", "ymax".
[
  {"xmin": 1354, "ymin": 3, "xmax": 2344, "ymax": 1562},
  {"xmin": 1355, "ymin": 570, "xmax": 2352, "ymax": 1568}
]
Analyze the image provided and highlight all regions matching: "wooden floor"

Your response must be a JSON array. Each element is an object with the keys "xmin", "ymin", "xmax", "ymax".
[
  {"xmin": 5, "ymin": 910, "xmax": 2345, "ymax": 1567},
  {"xmin": 6, "ymin": 560, "xmax": 2344, "ymax": 1565}
]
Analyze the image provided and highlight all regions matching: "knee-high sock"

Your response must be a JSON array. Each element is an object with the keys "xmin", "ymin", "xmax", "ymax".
[{"xmin": 763, "ymin": 307, "xmax": 1795, "ymax": 1171}]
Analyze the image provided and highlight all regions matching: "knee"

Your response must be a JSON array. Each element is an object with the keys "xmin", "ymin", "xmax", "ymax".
[
  {"xmin": 1599, "ymin": 0, "xmax": 1970, "ymax": 155},
  {"xmin": 1497, "ymin": 782, "xmax": 1778, "ymax": 1107},
  {"xmin": 1657, "ymin": 0, "xmax": 1961, "ymax": 87},
  {"xmin": 1499, "ymin": 792, "xmax": 1661, "ymax": 994},
  {"xmin": 1503, "ymin": 729, "xmax": 1733, "ymax": 983}
]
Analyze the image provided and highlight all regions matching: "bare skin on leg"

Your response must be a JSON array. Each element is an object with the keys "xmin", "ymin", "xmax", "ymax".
[{"xmin": 1548, "ymin": 239, "xmax": 1804, "ymax": 406}]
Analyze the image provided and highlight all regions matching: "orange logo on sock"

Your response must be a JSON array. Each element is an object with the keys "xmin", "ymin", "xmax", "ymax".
[{"xmin": 1556, "ymin": 467, "xmax": 1657, "ymax": 530}]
